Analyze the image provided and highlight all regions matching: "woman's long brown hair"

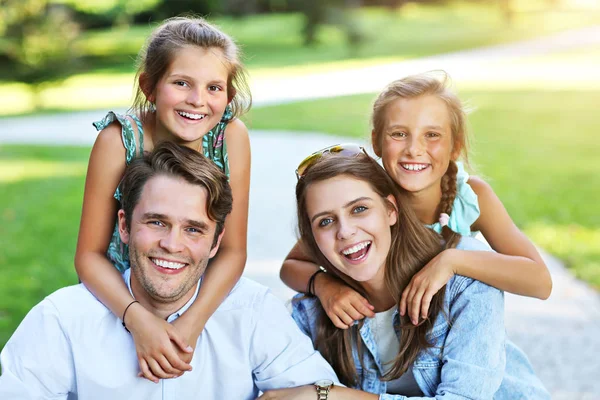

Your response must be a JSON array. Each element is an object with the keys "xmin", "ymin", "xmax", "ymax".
[{"xmin": 295, "ymin": 153, "xmax": 458, "ymax": 386}]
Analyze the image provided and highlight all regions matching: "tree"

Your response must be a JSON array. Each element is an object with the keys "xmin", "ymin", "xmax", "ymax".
[{"xmin": 0, "ymin": 0, "xmax": 80, "ymax": 109}]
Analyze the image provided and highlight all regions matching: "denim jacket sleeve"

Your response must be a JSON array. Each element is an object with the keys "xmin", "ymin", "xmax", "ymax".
[{"xmin": 380, "ymin": 276, "xmax": 506, "ymax": 400}]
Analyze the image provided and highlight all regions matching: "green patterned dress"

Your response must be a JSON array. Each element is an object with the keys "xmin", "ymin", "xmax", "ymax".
[{"xmin": 92, "ymin": 106, "xmax": 233, "ymax": 272}]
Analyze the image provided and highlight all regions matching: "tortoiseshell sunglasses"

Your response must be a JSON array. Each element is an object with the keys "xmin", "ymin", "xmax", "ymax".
[{"xmin": 295, "ymin": 143, "xmax": 367, "ymax": 179}]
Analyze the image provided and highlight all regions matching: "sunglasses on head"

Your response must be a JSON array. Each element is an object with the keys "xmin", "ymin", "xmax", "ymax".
[{"xmin": 295, "ymin": 143, "xmax": 367, "ymax": 179}]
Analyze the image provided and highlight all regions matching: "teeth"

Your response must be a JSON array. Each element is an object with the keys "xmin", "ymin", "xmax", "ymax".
[
  {"xmin": 342, "ymin": 241, "xmax": 371, "ymax": 256},
  {"xmin": 401, "ymin": 163, "xmax": 428, "ymax": 171},
  {"xmin": 177, "ymin": 111, "xmax": 206, "ymax": 120},
  {"xmin": 152, "ymin": 258, "xmax": 186, "ymax": 270}
]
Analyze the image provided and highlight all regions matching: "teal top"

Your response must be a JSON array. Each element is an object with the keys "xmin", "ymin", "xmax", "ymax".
[
  {"xmin": 425, "ymin": 161, "xmax": 480, "ymax": 237},
  {"xmin": 92, "ymin": 106, "xmax": 233, "ymax": 272}
]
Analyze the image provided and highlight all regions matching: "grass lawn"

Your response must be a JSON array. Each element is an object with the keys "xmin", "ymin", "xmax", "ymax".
[
  {"xmin": 1, "ymin": 88, "xmax": 599, "ymax": 351},
  {"xmin": 2, "ymin": 1, "xmax": 600, "ymax": 115}
]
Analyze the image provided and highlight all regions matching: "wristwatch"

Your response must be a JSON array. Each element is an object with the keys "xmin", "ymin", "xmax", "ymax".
[{"xmin": 314, "ymin": 379, "xmax": 334, "ymax": 399}]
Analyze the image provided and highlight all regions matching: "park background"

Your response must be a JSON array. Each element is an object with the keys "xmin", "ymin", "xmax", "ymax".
[{"xmin": 1, "ymin": 0, "xmax": 600, "ymax": 397}]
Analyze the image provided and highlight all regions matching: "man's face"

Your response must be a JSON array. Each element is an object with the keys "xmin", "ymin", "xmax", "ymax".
[{"xmin": 118, "ymin": 175, "xmax": 222, "ymax": 305}]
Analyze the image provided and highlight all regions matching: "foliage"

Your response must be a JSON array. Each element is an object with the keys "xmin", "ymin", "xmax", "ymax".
[{"xmin": 0, "ymin": 1, "xmax": 81, "ymax": 107}]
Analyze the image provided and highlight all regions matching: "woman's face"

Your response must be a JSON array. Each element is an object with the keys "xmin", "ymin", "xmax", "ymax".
[{"xmin": 305, "ymin": 175, "xmax": 397, "ymax": 288}]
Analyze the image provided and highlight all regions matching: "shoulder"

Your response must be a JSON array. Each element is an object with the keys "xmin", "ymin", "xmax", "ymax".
[
  {"xmin": 218, "ymin": 277, "xmax": 273, "ymax": 312},
  {"xmin": 45, "ymin": 284, "xmax": 111, "ymax": 319},
  {"xmin": 23, "ymin": 284, "xmax": 112, "ymax": 336},
  {"xmin": 224, "ymin": 118, "xmax": 250, "ymax": 150},
  {"xmin": 466, "ymin": 175, "xmax": 496, "ymax": 200},
  {"xmin": 91, "ymin": 119, "xmax": 127, "ymax": 160}
]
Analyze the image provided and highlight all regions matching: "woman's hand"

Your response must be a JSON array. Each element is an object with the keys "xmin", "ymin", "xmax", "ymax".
[
  {"xmin": 258, "ymin": 385, "xmax": 315, "ymax": 400},
  {"xmin": 125, "ymin": 303, "xmax": 193, "ymax": 383},
  {"xmin": 400, "ymin": 249, "xmax": 457, "ymax": 325},
  {"xmin": 315, "ymin": 274, "xmax": 375, "ymax": 329}
]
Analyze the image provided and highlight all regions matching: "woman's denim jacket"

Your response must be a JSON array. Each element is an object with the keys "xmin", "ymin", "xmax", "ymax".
[{"xmin": 291, "ymin": 237, "xmax": 550, "ymax": 400}]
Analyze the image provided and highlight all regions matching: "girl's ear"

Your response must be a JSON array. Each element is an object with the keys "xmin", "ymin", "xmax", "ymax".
[
  {"xmin": 372, "ymin": 129, "xmax": 382, "ymax": 158},
  {"xmin": 139, "ymin": 73, "xmax": 155, "ymax": 103},
  {"xmin": 386, "ymin": 194, "xmax": 398, "ymax": 226}
]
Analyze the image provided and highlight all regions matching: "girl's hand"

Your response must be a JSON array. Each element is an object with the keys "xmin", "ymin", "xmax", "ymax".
[
  {"xmin": 315, "ymin": 274, "xmax": 375, "ymax": 329},
  {"xmin": 258, "ymin": 385, "xmax": 314, "ymax": 400},
  {"xmin": 125, "ymin": 304, "xmax": 194, "ymax": 383},
  {"xmin": 400, "ymin": 249, "xmax": 457, "ymax": 325},
  {"xmin": 171, "ymin": 314, "xmax": 203, "ymax": 366}
]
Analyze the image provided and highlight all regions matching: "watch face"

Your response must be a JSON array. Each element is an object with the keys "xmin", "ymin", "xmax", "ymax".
[{"xmin": 315, "ymin": 379, "xmax": 333, "ymax": 388}]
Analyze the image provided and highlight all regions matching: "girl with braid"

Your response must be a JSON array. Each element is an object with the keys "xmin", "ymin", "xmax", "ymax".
[{"xmin": 280, "ymin": 72, "xmax": 552, "ymax": 329}]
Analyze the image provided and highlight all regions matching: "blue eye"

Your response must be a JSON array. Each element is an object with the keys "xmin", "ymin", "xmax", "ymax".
[
  {"xmin": 186, "ymin": 227, "xmax": 201, "ymax": 234},
  {"xmin": 148, "ymin": 220, "xmax": 164, "ymax": 227},
  {"xmin": 353, "ymin": 206, "xmax": 367, "ymax": 214},
  {"xmin": 318, "ymin": 218, "xmax": 333, "ymax": 227}
]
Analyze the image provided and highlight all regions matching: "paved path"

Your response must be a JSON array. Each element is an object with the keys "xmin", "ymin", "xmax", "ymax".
[{"xmin": 2, "ymin": 27, "xmax": 600, "ymax": 398}]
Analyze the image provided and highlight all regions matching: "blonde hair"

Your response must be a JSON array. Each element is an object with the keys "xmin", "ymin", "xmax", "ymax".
[
  {"xmin": 295, "ymin": 153, "xmax": 457, "ymax": 386},
  {"xmin": 131, "ymin": 16, "xmax": 251, "ymax": 121},
  {"xmin": 371, "ymin": 71, "xmax": 471, "ymax": 244}
]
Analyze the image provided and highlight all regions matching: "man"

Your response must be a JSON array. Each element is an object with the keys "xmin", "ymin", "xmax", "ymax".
[{"xmin": 0, "ymin": 142, "xmax": 338, "ymax": 399}]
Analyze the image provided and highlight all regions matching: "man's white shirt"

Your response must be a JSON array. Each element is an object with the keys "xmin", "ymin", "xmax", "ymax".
[{"xmin": 0, "ymin": 271, "xmax": 338, "ymax": 399}]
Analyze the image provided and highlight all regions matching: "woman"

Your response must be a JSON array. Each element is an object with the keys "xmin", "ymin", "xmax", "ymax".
[{"xmin": 261, "ymin": 146, "xmax": 549, "ymax": 399}]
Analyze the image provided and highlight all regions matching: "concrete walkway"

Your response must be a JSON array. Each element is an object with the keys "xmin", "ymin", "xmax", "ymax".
[{"xmin": 2, "ymin": 27, "xmax": 600, "ymax": 398}]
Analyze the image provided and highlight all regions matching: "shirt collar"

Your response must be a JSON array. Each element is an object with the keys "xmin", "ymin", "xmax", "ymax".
[{"xmin": 123, "ymin": 269, "xmax": 202, "ymax": 323}]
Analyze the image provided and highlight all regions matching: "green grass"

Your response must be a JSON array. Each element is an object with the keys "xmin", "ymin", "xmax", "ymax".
[
  {"xmin": 0, "ymin": 146, "xmax": 90, "ymax": 351},
  {"xmin": 2, "ymin": 1, "xmax": 600, "ymax": 115},
  {"xmin": 245, "ymin": 88, "xmax": 600, "ymax": 288}
]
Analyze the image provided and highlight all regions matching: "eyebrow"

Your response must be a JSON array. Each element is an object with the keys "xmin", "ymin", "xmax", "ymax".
[
  {"xmin": 142, "ymin": 213, "xmax": 210, "ymax": 231},
  {"xmin": 310, "ymin": 196, "xmax": 373, "ymax": 224},
  {"xmin": 169, "ymin": 73, "xmax": 227, "ymax": 86},
  {"xmin": 386, "ymin": 124, "xmax": 444, "ymax": 131}
]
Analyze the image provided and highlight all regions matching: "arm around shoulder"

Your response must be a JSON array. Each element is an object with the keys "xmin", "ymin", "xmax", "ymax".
[{"xmin": 75, "ymin": 123, "xmax": 136, "ymax": 316}]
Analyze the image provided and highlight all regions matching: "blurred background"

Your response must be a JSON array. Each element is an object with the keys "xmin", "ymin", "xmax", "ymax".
[{"xmin": 1, "ymin": 0, "xmax": 599, "ymax": 394}]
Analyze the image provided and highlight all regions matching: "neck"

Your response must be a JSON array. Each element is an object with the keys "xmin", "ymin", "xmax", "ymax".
[
  {"xmin": 359, "ymin": 273, "xmax": 396, "ymax": 313},
  {"xmin": 129, "ymin": 272, "xmax": 197, "ymax": 320},
  {"xmin": 406, "ymin": 184, "xmax": 443, "ymax": 225}
]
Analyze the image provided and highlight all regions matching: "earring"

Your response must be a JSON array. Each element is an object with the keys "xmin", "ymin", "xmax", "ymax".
[{"xmin": 149, "ymin": 102, "xmax": 156, "ymax": 112}]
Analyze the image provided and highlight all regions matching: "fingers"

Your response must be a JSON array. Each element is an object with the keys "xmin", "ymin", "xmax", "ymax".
[
  {"xmin": 167, "ymin": 328, "xmax": 194, "ymax": 354},
  {"xmin": 328, "ymin": 312, "xmax": 350, "ymax": 329},
  {"xmin": 145, "ymin": 356, "xmax": 178, "ymax": 380},
  {"xmin": 400, "ymin": 285, "xmax": 409, "ymax": 317},
  {"xmin": 409, "ymin": 288, "xmax": 425, "ymax": 325},
  {"xmin": 420, "ymin": 290, "xmax": 434, "ymax": 321},
  {"xmin": 352, "ymin": 298, "xmax": 375, "ymax": 318},
  {"xmin": 138, "ymin": 358, "xmax": 160, "ymax": 384},
  {"xmin": 162, "ymin": 346, "xmax": 193, "ymax": 373}
]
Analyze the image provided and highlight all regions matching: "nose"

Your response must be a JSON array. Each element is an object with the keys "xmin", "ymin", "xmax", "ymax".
[
  {"xmin": 187, "ymin": 87, "xmax": 206, "ymax": 108},
  {"xmin": 406, "ymin": 135, "xmax": 425, "ymax": 157},
  {"xmin": 336, "ymin": 217, "xmax": 357, "ymax": 241},
  {"xmin": 159, "ymin": 228, "xmax": 185, "ymax": 253}
]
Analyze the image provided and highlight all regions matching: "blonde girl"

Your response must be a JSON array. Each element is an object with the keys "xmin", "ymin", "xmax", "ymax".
[
  {"xmin": 76, "ymin": 17, "xmax": 251, "ymax": 382},
  {"xmin": 280, "ymin": 72, "xmax": 551, "ymax": 328}
]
